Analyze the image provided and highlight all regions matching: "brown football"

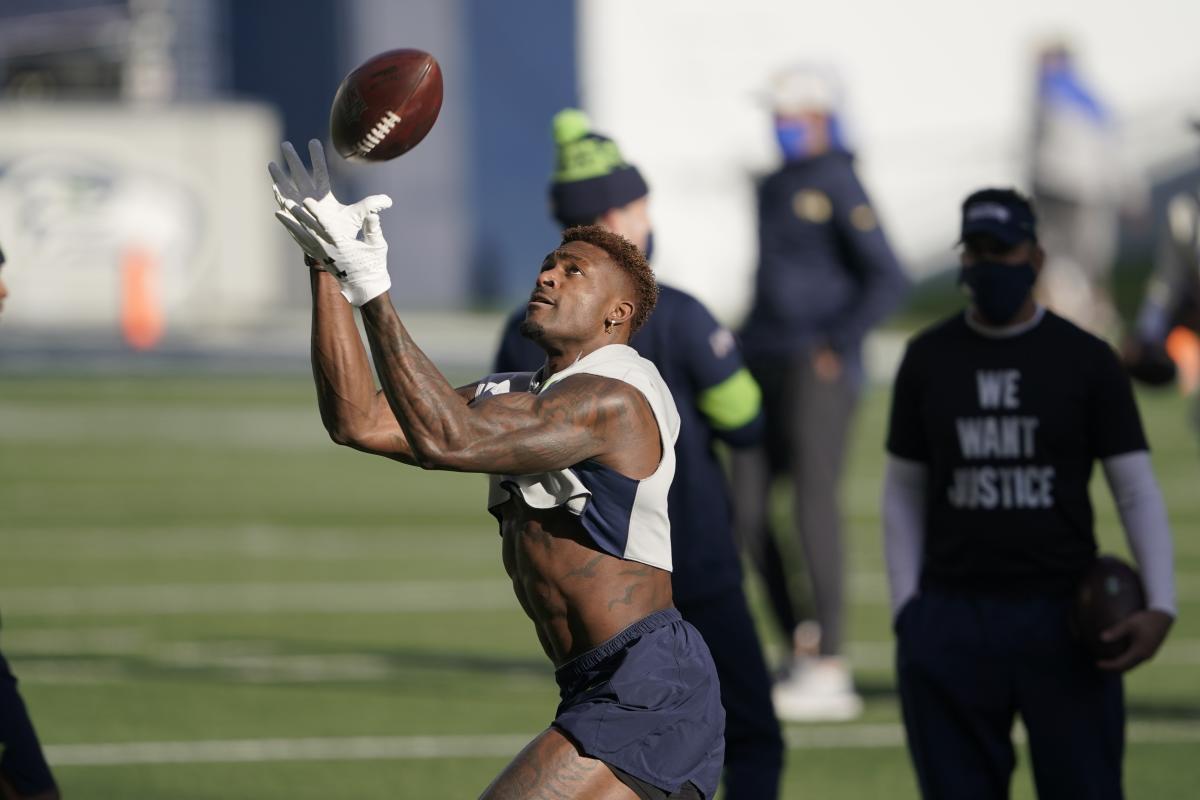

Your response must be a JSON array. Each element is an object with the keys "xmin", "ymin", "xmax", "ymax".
[
  {"xmin": 329, "ymin": 49, "xmax": 443, "ymax": 162},
  {"xmin": 1073, "ymin": 555, "xmax": 1146, "ymax": 659}
]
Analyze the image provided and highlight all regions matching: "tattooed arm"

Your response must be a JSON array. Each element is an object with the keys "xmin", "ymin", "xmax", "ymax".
[
  {"xmin": 309, "ymin": 270, "xmax": 475, "ymax": 463},
  {"xmin": 358, "ymin": 297, "xmax": 659, "ymax": 476}
]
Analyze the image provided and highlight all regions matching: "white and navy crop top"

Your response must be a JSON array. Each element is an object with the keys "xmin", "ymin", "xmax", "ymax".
[{"xmin": 476, "ymin": 344, "xmax": 681, "ymax": 572}]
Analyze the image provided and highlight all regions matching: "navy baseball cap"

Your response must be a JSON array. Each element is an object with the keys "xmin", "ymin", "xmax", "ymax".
[{"xmin": 960, "ymin": 188, "xmax": 1038, "ymax": 246}]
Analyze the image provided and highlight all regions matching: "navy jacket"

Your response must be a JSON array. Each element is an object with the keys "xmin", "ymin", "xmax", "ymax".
[
  {"xmin": 492, "ymin": 284, "xmax": 763, "ymax": 603},
  {"xmin": 740, "ymin": 150, "xmax": 909, "ymax": 362}
]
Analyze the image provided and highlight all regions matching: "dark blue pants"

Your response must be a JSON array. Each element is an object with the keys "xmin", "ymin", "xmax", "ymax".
[
  {"xmin": 678, "ymin": 590, "xmax": 785, "ymax": 800},
  {"xmin": 0, "ymin": 651, "xmax": 58, "ymax": 796},
  {"xmin": 896, "ymin": 588, "xmax": 1124, "ymax": 800}
]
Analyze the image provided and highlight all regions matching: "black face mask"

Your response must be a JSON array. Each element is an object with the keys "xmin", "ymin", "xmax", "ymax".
[
  {"xmin": 643, "ymin": 230, "xmax": 654, "ymax": 263},
  {"xmin": 959, "ymin": 260, "xmax": 1036, "ymax": 326}
]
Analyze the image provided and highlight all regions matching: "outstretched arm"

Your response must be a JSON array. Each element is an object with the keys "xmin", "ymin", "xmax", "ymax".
[
  {"xmin": 269, "ymin": 139, "xmax": 455, "ymax": 464},
  {"xmin": 272, "ymin": 145, "xmax": 651, "ymax": 476},
  {"xmin": 358, "ymin": 297, "xmax": 653, "ymax": 476},
  {"xmin": 309, "ymin": 268, "xmax": 419, "ymax": 463}
]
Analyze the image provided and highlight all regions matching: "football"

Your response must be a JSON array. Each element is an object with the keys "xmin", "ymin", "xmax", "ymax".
[
  {"xmin": 329, "ymin": 48, "xmax": 443, "ymax": 162},
  {"xmin": 1073, "ymin": 554, "xmax": 1147, "ymax": 659}
]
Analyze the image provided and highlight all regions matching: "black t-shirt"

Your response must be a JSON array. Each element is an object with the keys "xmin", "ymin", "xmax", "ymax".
[{"xmin": 886, "ymin": 310, "xmax": 1148, "ymax": 592}]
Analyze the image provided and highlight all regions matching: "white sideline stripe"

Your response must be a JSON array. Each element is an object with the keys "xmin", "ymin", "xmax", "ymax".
[
  {"xmin": 4, "ymin": 568, "xmax": 1199, "ymax": 619},
  {"xmin": 0, "ymin": 577, "xmax": 886, "ymax": 616},
  {"xmin": 43, "ymin": 721, "xmax": 1200, "ymax": 767},
  {"xmin": 18, "ymin": 639, "xmax": 1200, "ymax": 687},
  {"xmin": 0, "ymin": 580, "xmax": 516, "ymax": 616},
  {"xmin": 785, "ymin": 724, "xmax": 904, "ymax": 749},
  {"xmin": 2, "ymin": 627, "xmax": 148, "ymax": 655},
  {"xmin": 848, "ymin": 638, "xmax": 1200, "ymax": 669},
  {"xmin": 44, "ymin": 735, "xmax": 533, "ymax": 766},
  {"xmin": 0, "ymin": 405, "xmax": 330, "ymax": 450},
  {"xmin": 4, "ymin": 526, "xmax": 495, "ymax": 563}
]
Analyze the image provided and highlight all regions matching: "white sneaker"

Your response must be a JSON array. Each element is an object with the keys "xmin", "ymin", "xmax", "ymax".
[{"xmin": 772, "ymin": 657, "xmax": 863, "ymax": 722}]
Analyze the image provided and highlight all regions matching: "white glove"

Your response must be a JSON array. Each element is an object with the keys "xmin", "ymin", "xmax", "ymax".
[
  {"xmin": 295, "ymin": 192, "xmax": 394, "ymax": 307},
  {"xmin": 268, "ymin": 139, "xmax": 394, "ymax": 306},
  {"xmin": 269, "ymin": 140, "xmax": 335, "ymax": 265},
  {"xmin": 272, "ymin": 185, "xmax": 328, "ymax": 264}
]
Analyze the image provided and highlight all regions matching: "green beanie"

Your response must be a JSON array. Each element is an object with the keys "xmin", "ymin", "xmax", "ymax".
[{"xmin": 549, "ymin": 109, "xmax": 648, "ymax": 226}]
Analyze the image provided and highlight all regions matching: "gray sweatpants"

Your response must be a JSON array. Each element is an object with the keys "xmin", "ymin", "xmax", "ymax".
[{"xmin": 732, "ymin": 351, "xmax": 861, "ymax": 657}]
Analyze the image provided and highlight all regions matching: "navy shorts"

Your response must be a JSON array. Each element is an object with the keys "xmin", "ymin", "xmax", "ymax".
[
  {"xmin": 0, "ymin": 651, "xmax": 58, "ymax": 796},
  {"xmin": 552, "ymin": 609, "xmax": 725, "ymax": 799}
]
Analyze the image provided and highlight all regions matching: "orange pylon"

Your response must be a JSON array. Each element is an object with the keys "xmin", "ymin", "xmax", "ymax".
[
  {"xmin": 1165, "ymin": 326, "xmax": 1200, "ymax": 395},
  {"xmin": 120, "ymin": 245, "xmax": 165, "ymax": 351}
]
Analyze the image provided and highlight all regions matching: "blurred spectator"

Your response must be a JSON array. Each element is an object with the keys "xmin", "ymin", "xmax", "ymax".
[
  {"xmin": 1123, "ymin": 118, "xmax": 1200, "ymax": 427},
  {"xmin": 1029, "ymin": 42, "xmax": 1143, "ymax": 336},
  {"xmin": 491, "ymin": 110, "xmax": 785, "ymax": 799},
  {"xmin": 733, "ymin": 64, "xmax": 909, "ymax": 722},
  {"xmin": 0, "ymin": 247, "xmax": 61, "ymax": 800}
]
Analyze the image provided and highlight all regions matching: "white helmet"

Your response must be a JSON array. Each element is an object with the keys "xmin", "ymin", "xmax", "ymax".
[{"xmin": 767, "ymin": 63, "xmax": 843, "ymax": 115}]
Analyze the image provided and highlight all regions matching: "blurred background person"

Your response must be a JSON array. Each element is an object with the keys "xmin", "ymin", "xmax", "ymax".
[
  {"xmin": 0, "ymin": 246, "xmax": 61, "ymax": 800},
  {"xmin": 0, "ymin": 633, "xmax": 58, "ymax": 800},
  {"xmin": 492, "ymin": 109, "xmax": 785, "ymax": 800},
  {"xmin": 733, "ymin": 64, "xmax": 909, "ymax": 722},
  {"xmin": 1029, "ymin": 41, "xmax": 1143, "ymax": 337},
  {"xmin": 1123, "ymin": 118, "xmax": 1200, "ymax": 432},
  {"xmin": 884, "ymin": 187, "xmax": 1176, "ymax": 800}
]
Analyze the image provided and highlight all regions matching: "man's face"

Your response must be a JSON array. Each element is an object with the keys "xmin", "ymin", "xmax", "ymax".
[{"xmin": 521, "ymin": 240, "xmax": 631, "ymax": 346}]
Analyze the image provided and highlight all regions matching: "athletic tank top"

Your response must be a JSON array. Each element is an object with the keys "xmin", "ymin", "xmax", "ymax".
[{"xmin": 477, "ymin": 344, "xmax": 680, "ymax": 571}]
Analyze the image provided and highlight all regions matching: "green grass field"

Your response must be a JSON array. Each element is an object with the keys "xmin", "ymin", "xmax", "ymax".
[{"xmin": 1, "ymin": 373, "xmax": 1198, "ymax": 799}]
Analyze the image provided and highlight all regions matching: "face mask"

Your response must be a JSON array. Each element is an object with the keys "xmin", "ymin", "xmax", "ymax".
[
  {"xmin": 642, "ymin": 230, "xmax": 654, "ymax": 263},
  {"xmin": 959, "ymin": 260, "xmax": 1036, "ymax": 325},
  {"xmin": 775, "ymin": 120, "xmax": 814, "ymax": 161}
]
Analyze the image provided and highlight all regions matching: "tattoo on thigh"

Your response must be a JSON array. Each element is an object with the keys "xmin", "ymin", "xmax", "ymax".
[{"xmin": 488, "ymin": 739, "xmax": 609, "ymax": 799}]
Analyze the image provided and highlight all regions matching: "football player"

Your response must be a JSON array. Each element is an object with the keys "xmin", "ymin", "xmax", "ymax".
[
  {"xmin": 272, "ymin": 143, "xmax": 726, "ymax": 800},
  {"xmin": 491, "ymin": 110, "xmax": 784, "ymax": 800}
]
